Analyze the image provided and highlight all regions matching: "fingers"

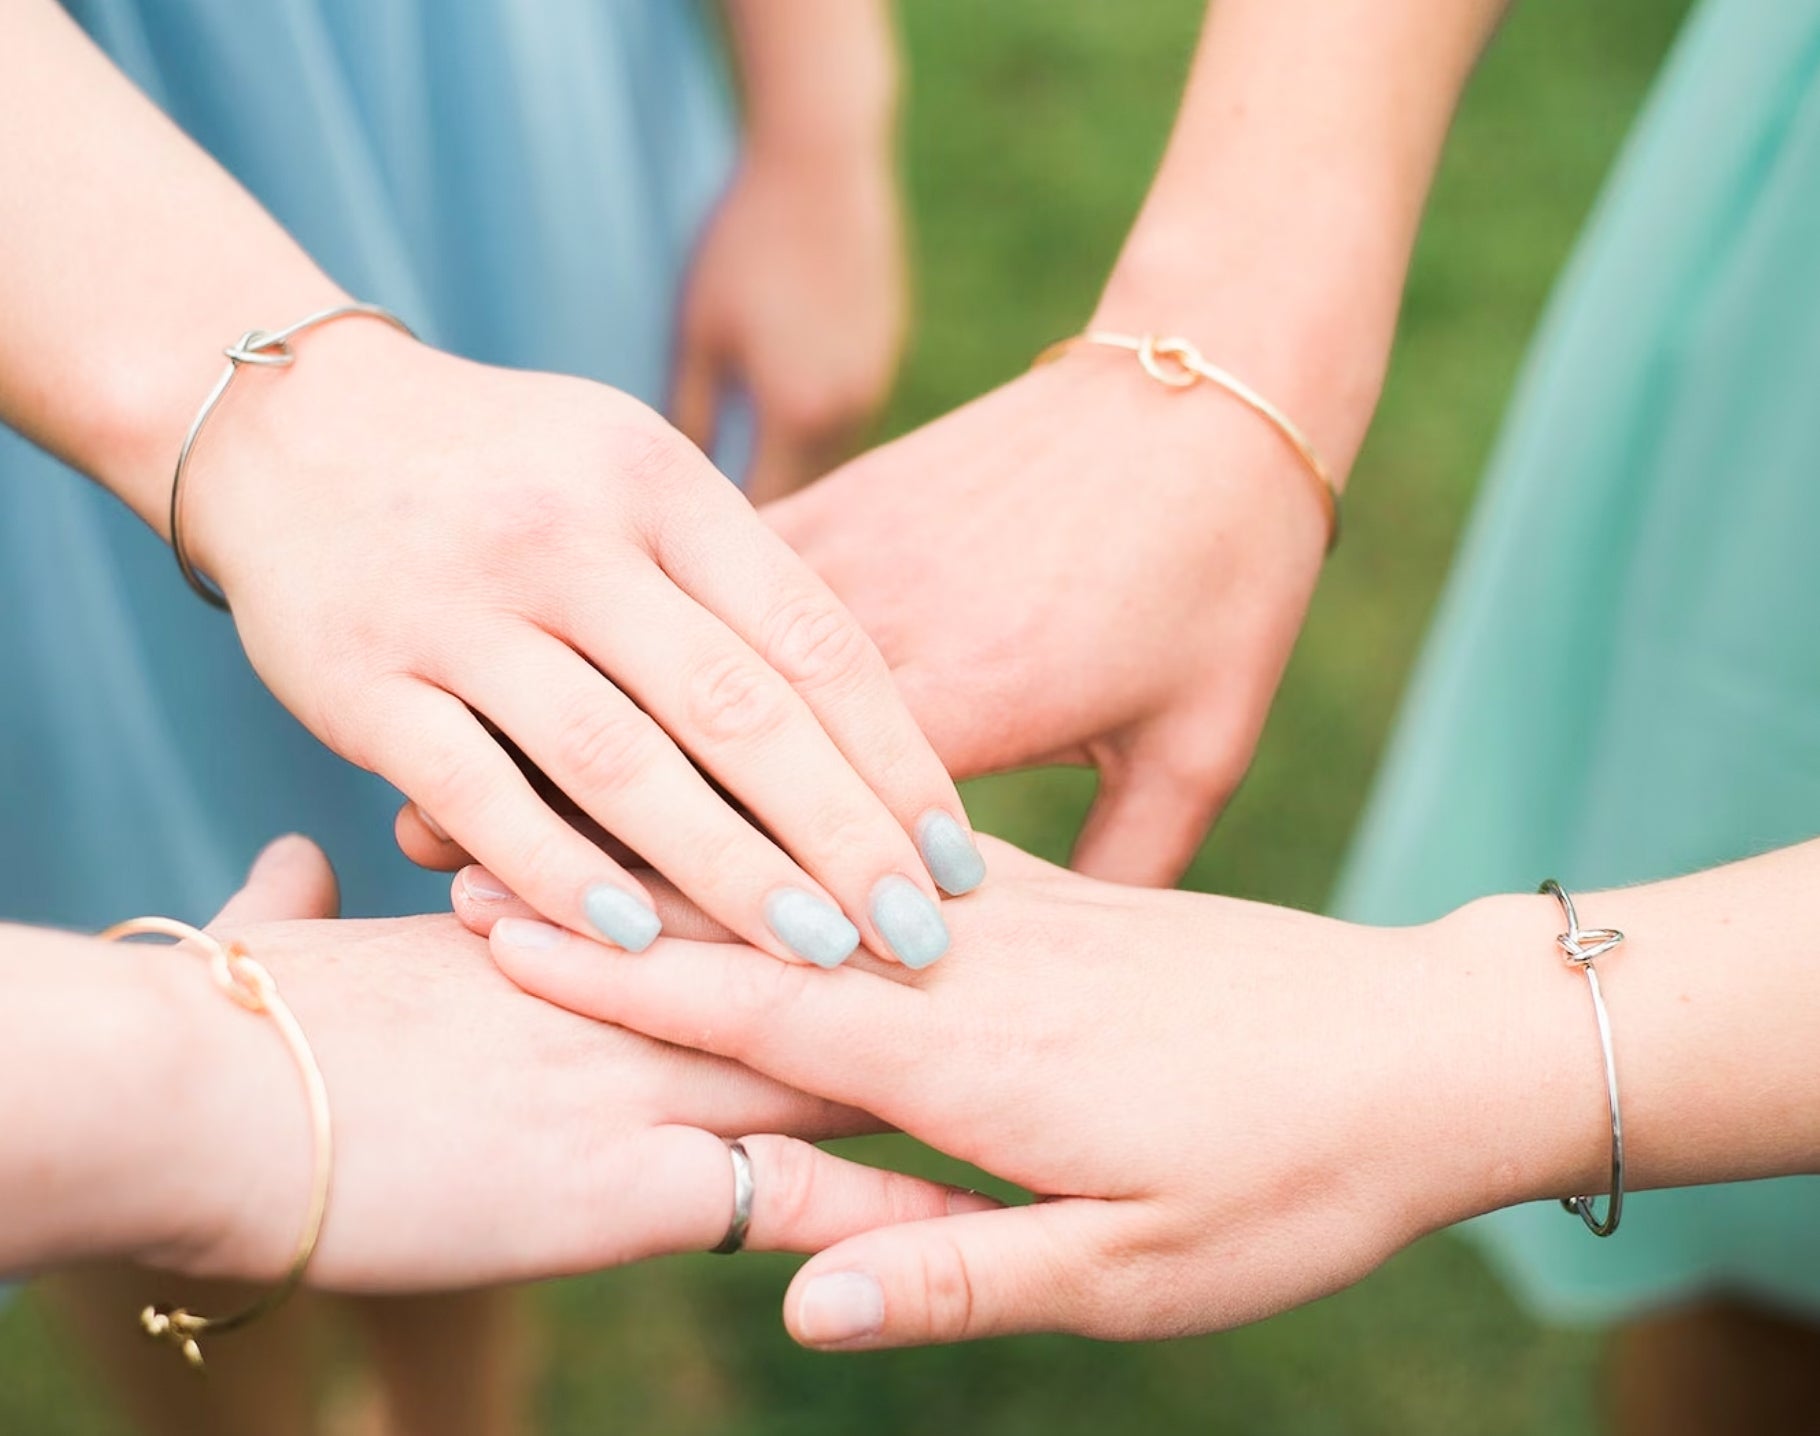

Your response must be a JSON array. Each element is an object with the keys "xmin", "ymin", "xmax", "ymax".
[
  {"xmin": 452, "ymin": 866, "xmax": 737, "ymax": 943},
  {"xmin": 488, "ymin": 923, "xmax": 913, "ymax": 1114},
  {"xmin": 457, "ymin": 629, "xmax": 874, "ymax": 969},
  {"xmin": 395, "ymin": 801, "xmax": 471, "ymax": 871},
  {"xmin": 1070, "ymin": 750, "xmax": 1232, "ymax": 888},
  {"xmin": 210, "ymin": 834, "xmax": 340, "ymax": 926},
  {"xmin": 624, "ymin": 1128, "xmax": 998, "ymax": 1263},
  {"xmin": 563, "ymin": 585, "xmax": 955, "ymax": 965},
  {"xmin": 782, "ymin": 1200, "xmax": 1117, "ymax": 1349},
  {"xmin": 652, "ymin": 480, "xmax": 986, "ymax": 901},
  {"xmin": 364, "ymin": 680, "xmax": 663, "ymax": 952}
]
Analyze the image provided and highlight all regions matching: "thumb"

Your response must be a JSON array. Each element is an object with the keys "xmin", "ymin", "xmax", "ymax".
[
  {"xmin": 209, "ymin": 834, "xmax": 341, "ymax": 926},
  {"xmin": 1070, "ymin": 750, "xmax": 1231, "ymax": 887},
  {"xmin": 783, "ymin": 1200, "xmax": 1116, "ymax": 1349}
]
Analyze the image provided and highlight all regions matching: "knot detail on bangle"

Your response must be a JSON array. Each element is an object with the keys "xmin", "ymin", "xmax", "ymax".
[{"xmin": 222, "ymin": 329, "xmax": 301, "ymax": 369}]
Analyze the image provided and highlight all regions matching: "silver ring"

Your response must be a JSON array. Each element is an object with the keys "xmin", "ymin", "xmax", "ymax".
[{"xmin": 711, "ymin": 1140, "xmax": 754, "ymax": 1255}]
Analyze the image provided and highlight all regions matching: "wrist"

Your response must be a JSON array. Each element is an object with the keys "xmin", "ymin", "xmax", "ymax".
[{"xmin": 1412, "ymin": 895, "xmax": 1616, "ymax": 1229}]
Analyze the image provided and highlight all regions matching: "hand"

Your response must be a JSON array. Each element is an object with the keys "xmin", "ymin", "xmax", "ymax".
[
  {"xmin": 482, "ymin": 837, "xmax": 1583, "ymax": 1347},
  {"xmin": 670, "ymin": 144, "xmax": 906, "ymax": 504},
  {"xmin": 136, "ymin": 837, "xmax": 989, "ymax": 1292},
  {"xmin": 187, "ymin": 321, "xmax": 978, "ymax": 968},
  {"xmin": 765, "ymin": 355, "xmax": 1329, "ymax": 886}
]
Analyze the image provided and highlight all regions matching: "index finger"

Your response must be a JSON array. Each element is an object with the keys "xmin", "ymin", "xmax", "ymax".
[
  {"xmin": 488, "ymin": 921, "xmax": 918, "ymax": 1113},
  {"xmin": 650, "ymin": 479, "xmax": 988, "ymax": 898}
]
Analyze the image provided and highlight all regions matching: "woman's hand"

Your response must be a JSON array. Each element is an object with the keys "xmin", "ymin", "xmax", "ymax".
[
  {"xmin": 184, "ymin": 323, "xmax": 977, "ymax": 969},
  {"xmin": 669, "ymin": 143, "xmax": 906, "ymax": 505},
  {"xmin": 479, "ymin": 838, "xmax": 1594, "ymax": 1348},
  {"xmin": 766, "ymin": 356, "xmax": 1331, "ymax": 886},
  {"xmin": 128, "ymin": 838, "xmax": 988, "ymax": 1293}
]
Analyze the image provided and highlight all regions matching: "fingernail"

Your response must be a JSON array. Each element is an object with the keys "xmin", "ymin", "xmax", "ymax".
[
  {"xmin": 797, "ymin": 1272, "xmax": 885, "ymax": 1346},
  {"xmin": 459, "ymin": 867, "xmax": 512, "ymax": 902},
  {"xmin": 948, "ymin": 1187, "xmax": 1002, "ymax": 1215},
  {"xmin": 493, "ymin": 917, "xmax": 565, "ymax": 951},
  {"xmin": 869, "ymin": 875, "xmax": 950, "ymax": 969},
  {"xmin": 917, "ymin": 811, "xmax": 986, "ymax": 896},
  {"xmin": 765, "ymin": 888, "xmax": 860, "ymax": 969},
  {"xmin": 583, "ymin": 884, "xmax": 662, "ymax": 953},
  {"xmin": 415, "ymin": 805, "xmax": 450, "ymax": 843}
]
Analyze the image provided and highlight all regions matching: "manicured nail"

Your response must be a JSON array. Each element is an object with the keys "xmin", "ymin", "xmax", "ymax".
[
  {"xmin": 917, "ymin": 811, "xmax": 986, "ymax": 896},
  {"xmin": 583, "ymin": 883, "xmax": 662, "ymax": 953},
  {"xmin": 869, "ymin": 875, "xmax": 950, "ymax": 969},
  {"xmin": 797, "ymin": 1272, "xmax": 884, "ymax": 1346},
  {"xmin": 765, "ymin": 888, "xmax": 861, "ymax": 969},
  {"xmin": 415, "ymin": 805, "xmax": 450, "ymax": 843},
  {"xmin": 459, "ymin": 866, "xmax": 512, "ymax": 902},
  {"xmin": 493, "ymin": 917, "xmax": 565, "ymax": 951}
]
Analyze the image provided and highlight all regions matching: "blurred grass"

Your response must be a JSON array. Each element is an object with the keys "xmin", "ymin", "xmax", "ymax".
[{"xmin": 1, "ymin": 1, "xmax": 1692, "ymax": 1431}]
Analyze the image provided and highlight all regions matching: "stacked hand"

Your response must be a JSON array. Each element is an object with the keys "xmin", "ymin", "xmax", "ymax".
[
  {"xmin": 122, "ymin": 837, "xmax": 990, "ymax": 1293},
  {"xmin": 188, "ymin": 321, "xmax": 977, "ymax": 971},
  {"xmin": 468, "ymin": 837, "xmax": 1572, "ymax": 1347},
  {"xmin": 765, "ymin": 356, "xmax": 1331, "ymax": 886}
]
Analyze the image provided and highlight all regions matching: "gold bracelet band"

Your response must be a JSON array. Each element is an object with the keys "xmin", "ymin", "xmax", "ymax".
[
  {"xmin": 1033, "ymin": 330, "xmax": 1340, "ymax": 552},
  {"xmin": 97, "ymin": 917, "xmax": 333, "ymax": 1369},
  {"xmin": 170, "ymin": 302, "xmax": 416, "ymax": 610}
]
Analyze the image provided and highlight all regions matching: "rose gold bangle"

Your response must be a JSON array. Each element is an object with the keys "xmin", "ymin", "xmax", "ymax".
[
  {"xmin": 1034, "ymin": 330, "xmax": 1340, "ymax": 552},
  {"xmin": 97, "ymin": 917, "xmax": 333, "ymax": 1368}
]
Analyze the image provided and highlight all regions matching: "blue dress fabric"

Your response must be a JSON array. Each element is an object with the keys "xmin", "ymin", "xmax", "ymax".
[
  {"xmin": 1334, "ymin": 0, "xmax": 1820, "ymax": 1322},
  {"xmin": 1, "ymin": 0, "xmax": 737, "ymax": 928}
]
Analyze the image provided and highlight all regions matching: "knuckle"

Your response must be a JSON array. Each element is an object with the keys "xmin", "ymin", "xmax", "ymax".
[
  {"xmin": 685, "ymin": 652, "xmax": 794, "ymax": 746},
  {"xmin": 716, "ymin": 957, "xmax": 810, "ymax": 1045},
  {"xmin": 751, "ymin": 1136, "xmax": 821, "ymax": 1238},
  {"xmin": 910, "ymin": 1231, "xmax": 980, "ymax": 1341},
  {"xmin": 551, "ymin": 693, "xmax": 654, "ymax": 797},
  {"xmin": 763, "ymin": 594, "xmax": 881, "ymax": 691}
]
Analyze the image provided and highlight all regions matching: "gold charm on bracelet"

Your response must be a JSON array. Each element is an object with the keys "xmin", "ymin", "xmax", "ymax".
[{"xmin": 1033, "ymin": 329, "xmax": 1340, "ymax": 551}]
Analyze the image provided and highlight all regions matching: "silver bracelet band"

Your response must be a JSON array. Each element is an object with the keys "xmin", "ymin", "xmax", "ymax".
[
  {"xmin": 169, "ymin": 302, "xmax": 416, "ymax": 609},
  {"xmin": 1539, "ymin": 879, "xmax": 1625, "ymax": 1237}
]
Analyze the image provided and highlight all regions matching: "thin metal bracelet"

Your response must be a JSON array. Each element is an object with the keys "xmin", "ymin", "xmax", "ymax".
[
  {"xmin": 1539, "ymin": 879, "xmax": 1625, "ymax": 1238},
  {"xmin": 97, "ymin": 917, "xmax": 334, "ymax": 1369},
  {"xmin": 1032, "ymin": 329, "xmax": 1341, "ymax": 552},
  {"xmin": 170, "ymin": 302, "xmax": 416, "ymax": 609}
]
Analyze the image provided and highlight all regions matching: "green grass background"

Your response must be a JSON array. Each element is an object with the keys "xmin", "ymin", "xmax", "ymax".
[{"xmin": 1, "ymin": 0, "xmax": 1694, "ymax": 1430}]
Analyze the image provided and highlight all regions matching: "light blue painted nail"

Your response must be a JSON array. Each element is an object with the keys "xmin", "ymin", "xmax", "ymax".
[
  {"xmin": 766, "ymin": 889, "xmax": 861, "ymax": 969},
  {"xmin": 917, "ymin": 811, "xmax": 987, "ymax": 896},
  {"xmin": 869, "ymin": 875, "xmax": 951, "ymax": 969},
  {"xmin": 583, "ymin": 883, "xmax": 662, "ymax": 953}
]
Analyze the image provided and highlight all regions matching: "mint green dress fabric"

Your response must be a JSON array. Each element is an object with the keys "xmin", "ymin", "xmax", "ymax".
[{"xmin": 1332, "ymin": 0, "xmax": 1820, "ymax": 1321}]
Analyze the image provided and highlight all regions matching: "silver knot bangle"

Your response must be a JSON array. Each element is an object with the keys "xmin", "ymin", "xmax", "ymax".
[
  {"xmin": 169, "ymin": 302, "xmax": 416, "ymax": 609},
  {"xmin": 1539, "ymin": 879, "xmax": 1626, "ymax": 1237}
]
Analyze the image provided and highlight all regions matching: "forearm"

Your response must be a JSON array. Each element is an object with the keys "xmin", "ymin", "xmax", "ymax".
[
  {"xmin": 719, "ymin": 0, "xmax": 899, "ymax": 167},
  {"xmin": 1441, "ymin": 839, "xmax": 1820, "ymax": 1223},
  {"xmin": 0, "ymin": 926, "xmax": 196, "ymax": 1275},
  {"xmin": 1095, "ymin": 0, "xmax": 1513, "ymax": 478},
  {"xmin": 0, "ymin": 1, "xmax": 347, "ymax": 537}
]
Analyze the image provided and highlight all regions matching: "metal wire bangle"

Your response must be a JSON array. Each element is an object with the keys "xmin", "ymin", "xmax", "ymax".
[
  {"xmin": 1032, "ymin": 329, "xmax": 1341, "ymax": 552},
  {"xmin": 169, "ymin": 302, "xmax": 416, "ymax": 609},
  {"xmin": 1538, "ymin": 880, "xmax": 1625, "ymax": 1238},
  {"xmin": 97, "ymin": 916, "xmax": 334, "ymax": 1368}
]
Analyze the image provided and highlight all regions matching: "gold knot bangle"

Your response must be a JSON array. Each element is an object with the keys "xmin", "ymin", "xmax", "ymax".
[
  {"xmin": 1033, "ymin": 330, "xmax": 1340, "ymax": 552},
  {"xmin": 170, "ymin": 301, "xmax": 416, "ymax": 610},
  {"xmin": 97, "ymin": 917, "xmax": 333, "ymax": 1369}
]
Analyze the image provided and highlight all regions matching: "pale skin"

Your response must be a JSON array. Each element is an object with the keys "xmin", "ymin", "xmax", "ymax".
[
  {"xmin": 764, "ymin": 0, "xmax": 1512, "ymax": 885},
  {"xmin": 476, "ymin": 834, "xmax": 1820, "ymax": 1350},
  {"xmin": 3, "ymin": 837, "xmax": 986, "ymax": 1306},
  {"xmin": 0, "ymin": 0, "xmax": 969, "ymax": 973}
]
